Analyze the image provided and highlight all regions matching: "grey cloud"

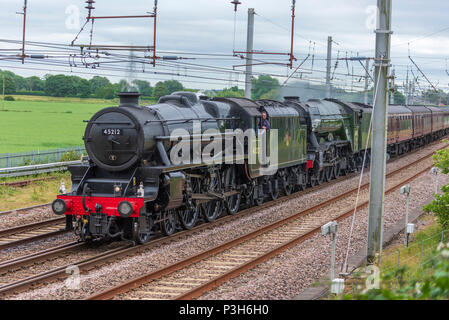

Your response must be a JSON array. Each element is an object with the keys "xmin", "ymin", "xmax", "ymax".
[{"xmin": 0, "ymin": 0, "xmax": 447, "ymax": 91}]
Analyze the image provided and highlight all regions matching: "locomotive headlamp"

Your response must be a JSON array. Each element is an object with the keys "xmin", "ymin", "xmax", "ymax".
[
  {"xmin": 114, "ymin": 185, "xmax": 122, "ymax": 196},
  {"xmin": 118, "ymin": 201, "xmax": 133, "ymax": 218},
  {"xmin": 59, "ymin": 181, "xmax": 67, "ymax": 194},
  {"xmin": 52, "ymin": 199, "xmax": 67, "ymax": 215}
]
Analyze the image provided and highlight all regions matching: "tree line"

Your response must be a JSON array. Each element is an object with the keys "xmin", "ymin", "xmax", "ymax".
[
  {"xmin": 2, "ymin": 68, "xmax": 445, "ymax": 105},
  {"xmin": 0, "ymin": 69, "xmax": 281, "ymax": 101},
  {"xmin": 206, "ymin": 75, "xmax": 281, "ymax": 100},
  {"xmin": 0, "ymin": 69, "xmax": 185, "ymax": 101}
]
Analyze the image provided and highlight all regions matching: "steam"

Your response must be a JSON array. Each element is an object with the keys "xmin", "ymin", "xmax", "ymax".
[
  {"xmin": 279, "ymin": 80, "xmax": 328, "ymax": 101},
  {"xmin": 122, "ymin": 50, "xmax": 139, "ymax": 92},
  {"xmin": 279, "ymin": 80, "xmax": 369, "ymax": 103}
]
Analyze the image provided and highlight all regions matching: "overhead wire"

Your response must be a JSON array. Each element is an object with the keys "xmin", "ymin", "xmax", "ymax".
[{"xmin": 1, "ymin": 17, "xmax": 445, "ymax": 94}]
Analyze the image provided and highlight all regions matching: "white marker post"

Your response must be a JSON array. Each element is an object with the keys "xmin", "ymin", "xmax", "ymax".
[
  {"xmin": 400, "ymin": 184, "xmax": 412, "ymax": 247},
  {"xmin": 430, "ymin": 167, "xmax": 439, "ymax": 195},
  {"xmin": 322, "ymin": 221, "xmax": 344, "ymax": 295}
]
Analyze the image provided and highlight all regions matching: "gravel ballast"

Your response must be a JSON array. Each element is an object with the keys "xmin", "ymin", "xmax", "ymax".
[
  {"xmin": 5, "ymin": 141, "xmax": 448, "ymax": 300},
  {"xmin": 198, "ymin": 171, "xmax": 449, "ymax": 299},
  {"xmin": 0, "ymin": 205, "xmax": 53, "ymax": 231}
]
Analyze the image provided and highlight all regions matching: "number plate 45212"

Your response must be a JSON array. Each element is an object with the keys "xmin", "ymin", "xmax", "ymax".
[{"xmin": 103, "ymin": 128, "xmax": 122, "ymax": 135}]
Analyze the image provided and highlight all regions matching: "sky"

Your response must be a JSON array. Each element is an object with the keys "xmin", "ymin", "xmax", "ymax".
[{"xmin": 0, "ymin": 0, "xmax": 448, "ymax": 93}]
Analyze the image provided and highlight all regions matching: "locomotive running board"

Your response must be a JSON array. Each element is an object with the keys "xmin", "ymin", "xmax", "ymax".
[{"xmin": 191, "ymin": 190, "xmax": 240, "ymax": 201}]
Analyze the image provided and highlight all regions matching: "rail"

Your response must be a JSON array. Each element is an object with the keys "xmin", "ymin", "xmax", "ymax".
[
  {"xmin": 87, "ymin": 156, "xmax": 437, "ymax": 300},
  {"xmin": 0, "ymin": 160, "xmax": 82, "ymax": 178},
  {"xmin": 0, "ymin": 141, "xmax": 443, "ymax": 297}
]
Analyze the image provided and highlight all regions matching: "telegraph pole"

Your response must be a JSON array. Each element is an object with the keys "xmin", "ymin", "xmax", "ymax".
[
  {"xmin": 367, "ymin": 0, "xmax": 392, "ymax": 264},
  {"xmin": 152, "ymin": 0, "xmax": 158, "ymax": 67},
  {"xmin": 289, "ymin": 0, "xmax": 296, "ymax": 69},
  {"xmin": 22, "ymin": 0, "xmax": 27, "ymax": 64},
  {"xmin": 405, "ymin": 67, "xmax": 409, "ymax": 105},
  {"xmin": 364, "ymin": 59, "xmax": 370, "ymax": 105},
  {"xmin": 245, "ymin": 8, "xmax": 255, "ymax": 99},
  {"xmin": 389, "ymin": 68, "xmax": 395, "ymax": 105},
  {"xmin": 17, "ymin": 0, "xmax": 28, "ymax": 64},
  {"xmin": 325, "ymin": 36, "xmax": 332, "ymax": 99}
]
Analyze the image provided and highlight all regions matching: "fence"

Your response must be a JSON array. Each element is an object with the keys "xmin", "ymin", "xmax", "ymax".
[
  {"xmin": 380, "ymin": 229, "xmax": 448, "ymax": 277},
  {"xmin": 350, "ymin": 228, "xmax": 449, "ymax": 295},
  {"xmin": 0, "ymin": 146, "xmax": 85, "ymax": 168},
  {"xmin": 0, "ymin": 160, "xmax": 83, "ymax": 178}
]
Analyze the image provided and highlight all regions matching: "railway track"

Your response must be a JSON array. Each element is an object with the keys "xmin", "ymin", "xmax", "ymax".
[
  {"xmin": 0, "ymin": 141, "xmax": 442, "ymax": 298},
  {"xmin": 0, "ymin": 162, "xmax": 355, "ymax": 296},
  {"xmin": 0, "ymin": 241, "xmax": 132, "ymax": 292},
  {"xmin": 0, "ymin": 177, "xmax": 57, "ymax": 188},
  {"xmin": 0, "ymin": 203, "xmax": 51, "ymax": 217},
  {"xmin": 0, "ymin": 241, "xmax": 81, "ymax": 270},
  {"xmin": 0, "ymin": 168, "xmax": 337, "ymax": 257},
  {"xmin": 0, "ymin": 217, "xmax": 66, "ymax": 250},
  {"xmin": 0, "ymin": 137, "xmax": 443, "ymax": 252},
  {"xmin": 87, "ymin": 154, "xmax": 437, "ymax": 300}
]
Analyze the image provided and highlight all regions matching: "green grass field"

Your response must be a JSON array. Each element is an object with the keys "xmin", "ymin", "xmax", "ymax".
[{"xmin": 0, "ymin": 96, "xmax": 113, "ymax": 153}]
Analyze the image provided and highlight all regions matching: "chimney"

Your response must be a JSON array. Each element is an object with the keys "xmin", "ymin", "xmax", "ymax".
[
  {"xmin": 284, "ymin": 96, "xmax": 300, "ymax": 102},
  {"xmin": 118, "ymin": 92, "xmax": 141, "ymax": 106}
]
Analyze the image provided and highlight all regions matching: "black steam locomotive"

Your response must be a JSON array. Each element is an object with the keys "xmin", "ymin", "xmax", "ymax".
[{"xmin": 52, "ymin": 91, "xmax": 449, "ymax": 244}]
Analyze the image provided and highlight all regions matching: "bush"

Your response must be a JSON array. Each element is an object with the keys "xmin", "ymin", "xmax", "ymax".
[
  {"xmin": 3, "ymin": 96, "xmax": 15, "ymax": 101},
  {"xmin": 14, "ymin": 91, "xmax": 46, "ymax": 96},
  {"xmin": 344, "ymin": 243, "xmax": 449, "ymax": 300},
  {"xmin": 423, "ymin": 142, "xmax": 449, "ymax": 229},
  {"xmin": 423, "ymin": 185, "xmax": 449, "ymax": 230},
  {"xmin": 431, "ymin": 141, "xmax": 449, "ymax": 174},
  {"xmin": 60, "ymin": 150, "xmax": 82, "ymax": 162}
]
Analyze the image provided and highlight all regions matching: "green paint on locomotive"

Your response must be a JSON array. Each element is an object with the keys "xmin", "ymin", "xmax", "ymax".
[
  {"xmin": 247, "ymin": 103, "xmax": 307, "ymax": 178},
  {"xmin": 269, "ymin": 116, "xmax": 307, "ymax": 169},
  {"xmin": 307, "ymin": 99, "xmax": 353, "ymax": 145},
  {"xmin": 314, "ymin": 100, "xmax": 373, "ymax": 154}
]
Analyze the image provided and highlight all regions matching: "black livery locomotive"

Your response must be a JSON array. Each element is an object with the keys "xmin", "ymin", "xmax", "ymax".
[{"xmin": 52, "ymin": 91, "xmax": 449, "ymax": 244}]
